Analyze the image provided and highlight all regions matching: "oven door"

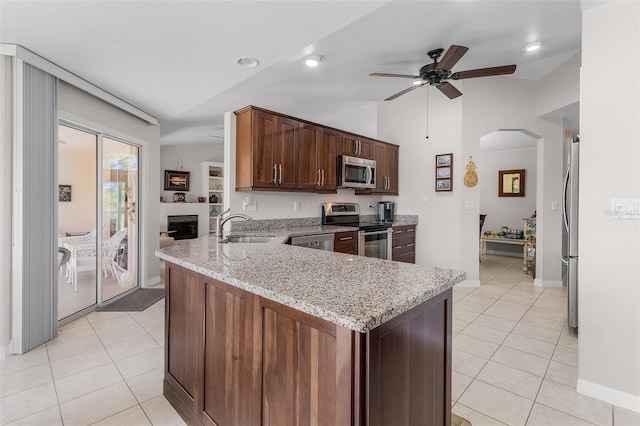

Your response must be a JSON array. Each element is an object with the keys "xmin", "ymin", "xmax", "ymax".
[{"xmin": 358, "ymin": 229, "xmax": 393, "ymax": 260}]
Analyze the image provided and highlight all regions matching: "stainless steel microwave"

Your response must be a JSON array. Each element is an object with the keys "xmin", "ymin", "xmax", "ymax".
[{"xmin": 338, "ymin": 155, "xmax": 376, "ymax": 189}]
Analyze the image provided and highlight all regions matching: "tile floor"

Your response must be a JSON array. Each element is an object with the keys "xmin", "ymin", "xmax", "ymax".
[
  {"xmin": 451, "ymin": 255, "xmax": 639, "ymax": 426},
  {"xmin": 1, "ymin": 255, "xmax": 639, "ymax": 425}
]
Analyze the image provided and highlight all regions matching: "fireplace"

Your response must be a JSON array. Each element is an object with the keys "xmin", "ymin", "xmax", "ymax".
[{"xmin": 168, "ymin": 215, "xmax": 198, "ymax": 240}]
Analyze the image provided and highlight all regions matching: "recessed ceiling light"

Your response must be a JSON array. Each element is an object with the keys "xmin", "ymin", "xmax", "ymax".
[
  {"xmin": 305, "ymin": 55, "xmax": 324, "ymax": 68},
  {"xmin": 236, "ymin": 57, "xmax": 260, "ymax": 68},
  {"xmin": 525, "ymin": 43, "xmax": 541, "ymax": 52}
]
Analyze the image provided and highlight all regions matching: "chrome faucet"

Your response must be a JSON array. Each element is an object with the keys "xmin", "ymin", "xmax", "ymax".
[{"xmin": 217, "ymin": 208, "xmax": 252, "ymax": 237}]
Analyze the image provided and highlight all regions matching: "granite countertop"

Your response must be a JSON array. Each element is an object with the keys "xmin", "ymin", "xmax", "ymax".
[{"xmin": 156, "ymin": 236, "xmax": 465, "ymax": 333}]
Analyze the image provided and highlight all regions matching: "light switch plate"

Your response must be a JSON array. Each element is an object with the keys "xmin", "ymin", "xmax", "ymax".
[
  {"xmin": 465, "ymin": 201, "xmax": 475, "ymax": 210},
  {"xmin": 610, "ymin": 198, "xmax": 640, "ymax": 219},
  {"xmin": 243, "ymin": 200, "xmax": 257, "ymax": 212}
]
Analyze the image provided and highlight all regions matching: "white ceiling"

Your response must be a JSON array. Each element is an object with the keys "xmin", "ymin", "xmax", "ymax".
[{"xmin": 1, "ymin": 1, "xmax": 586, "ymax": 146}]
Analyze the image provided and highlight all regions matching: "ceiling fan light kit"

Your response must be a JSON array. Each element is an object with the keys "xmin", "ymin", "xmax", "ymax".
[{"xmin": 370, "ymin": 45, "xmax": 516, "ymax": 101}]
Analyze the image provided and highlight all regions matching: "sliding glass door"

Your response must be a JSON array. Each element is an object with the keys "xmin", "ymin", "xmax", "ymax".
[{"xmin": 57, "ymin": 124, "xmax": 140, "ymax": 322}]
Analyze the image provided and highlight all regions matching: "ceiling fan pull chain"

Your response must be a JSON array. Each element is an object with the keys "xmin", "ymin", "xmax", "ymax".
[{"xmin": 425, "ymin": 86, "xmax": 429, "ymax": 140}]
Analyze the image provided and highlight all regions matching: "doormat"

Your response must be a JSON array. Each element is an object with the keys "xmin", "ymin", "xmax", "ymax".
[{"xmin": 97, "ymin": 289, "xmax": 164, "ymax": 312}]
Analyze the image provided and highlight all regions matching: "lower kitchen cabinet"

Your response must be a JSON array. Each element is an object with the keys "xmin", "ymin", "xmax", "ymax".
[
  {"xmin": 392, "ymin": 225, "xmax": 416, "ymax": 263},
  {"xmin": 163, "ymin": 260, "xmax": 452, "ymax": 426},
  {"xmin": 333, "ymin": 230, "xmax": 358, "ymax": 254}
]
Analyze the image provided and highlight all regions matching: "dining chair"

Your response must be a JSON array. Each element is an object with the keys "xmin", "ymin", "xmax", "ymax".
[{"xmin": 70, "ymin": 229, "xmax": 128, "ymax": 292}]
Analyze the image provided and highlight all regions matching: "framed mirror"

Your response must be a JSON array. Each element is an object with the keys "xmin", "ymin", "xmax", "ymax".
[{"xmin": 498, "ymin": 169, "xmax": 525, "ymax": 197}]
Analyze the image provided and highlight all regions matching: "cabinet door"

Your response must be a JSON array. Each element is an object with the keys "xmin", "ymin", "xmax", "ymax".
[
  {"xmin": 318, "ymin": 128, "xmax": 337, "ymax": 191},
  {"xmin": 298, "ymin": 123, "xmax": 320, "ymax": 190},
  {"xmin": 252, "ymin": 110, "xmax": 277, "ymax": 188},
  {"xmin": 202, "ymin": 278, "xmax": 256, "ymax": 426},
  {"xmin": 275, "ymin": 116, "xmax": 299, "ymax": 189},
  {"xmin": 385, "ymin": 144, "xmax": 399, "ymax": 195},
  {"xmin": 372, "ymin": 142, "xmax": 387, "ymax": 192},
  {"xmin": 337, "ymin": 132, "xmax": 358, "ymax": 157},
  {"xmin": 334, "ymin": 231, "xmax": 357, "ymax": 254},
  {"xmin": 166, "ymin": 263, "xmax": 204, "ymax": 413}
]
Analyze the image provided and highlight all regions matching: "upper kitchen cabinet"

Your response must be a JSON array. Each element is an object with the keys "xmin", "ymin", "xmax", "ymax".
[
  {"xmin": 235, "ymin": 107, "xmax": 297, "ymax": 190},
  {"xmin": 338, "ymin": 132, "xmax": 372, "ymax": 159},
  {"xmin": 299, "ymin": 124, "xmax": 338, "ymax": 192},
  {"xmin": 357, "ymin": 141, "xmax": 399, "ymax": 195}
]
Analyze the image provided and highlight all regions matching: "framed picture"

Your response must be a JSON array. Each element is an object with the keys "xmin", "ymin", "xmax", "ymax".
[
  {"xmin": 58, "ymin": 185, "xmax": 72, "ymax": 202},
  {"xmin": 435, "ymin": 153, "xmax": 453, "ymax": 191},
  {"xmin": 436, "ymin": 179, "xmax": 451, "ymax": 191},
  {"xmin": 436, "ymin": 153, "xmax": 452, "ymax": 167},
  {"xmin": 164, "ymin": 170, "xmax": 190, "ymax": 191}
]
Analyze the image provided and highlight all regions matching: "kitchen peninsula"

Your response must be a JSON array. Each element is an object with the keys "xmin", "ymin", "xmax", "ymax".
[{"xmin": 156, "ymin": 236, "xmax": 465, "ymax": 426}]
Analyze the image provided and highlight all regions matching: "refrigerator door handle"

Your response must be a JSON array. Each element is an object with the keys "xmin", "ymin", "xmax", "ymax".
[
  {"xmin": 561, "ymin": 255, "xmax": 569, "ymax": 265},
  {"xmin": 562, "ymin": 166, "xmax": 570, "ymax": 233}
]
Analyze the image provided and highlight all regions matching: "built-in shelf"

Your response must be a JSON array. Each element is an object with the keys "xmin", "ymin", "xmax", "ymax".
[{"xmin": 202, "ymin": 161, "xmax": 225, "ymax": 236}]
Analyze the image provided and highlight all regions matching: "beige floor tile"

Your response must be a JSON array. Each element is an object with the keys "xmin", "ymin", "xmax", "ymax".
[
  {"xmin": 613, "ymin": 405, "xmax": 640, "ymax": 426},
  {"xmin": 453, "ymin": 349, "xmax": 489, "ymax": 378},
  {"xmin": 490, "ymin": 346, "xmax": 550, "ymax": 377},
  {"xmin": 511, "ymin": 322, "xmax": 562, "ymax": 345},
  {"xmin": 477, "ymin": 360, "xmax": 543, "ymax": 400},
  {"xmin": 141, "ymin": 395, "xmax": 183, "ymax": 426},
  {"xmin": 452, "ymin": 371, "xmax": 474, "ymax": 403},
  {"xmin": 46, "ymin": 334, "xmax": 103, "ymax": 361},
  {"xmin": 520, "ymin": 312, "xmax": 566, "ymax": 332},
  {"xmin": 472, "ymin": 285, "xmax": 511, "ymax": 300},
  {"xmin": 461, "ymin": 323, "xmax": 509, "ymax": 345},
  {"xmin": 536, "ymin": 380, "xmax": 612, "ymax": 426},
  {"xmin": 92, "ymin": 405, "xmax": 152, "ymax": 426},
  {"xmin": 140, "ymin": 318, "xmax": 164, "ymax": 335},
  {"xmin": 58, "ymin": 316, "xmax": 90, "ymax": 330},
  {"xmin": 128, "ymin": 306, "xmax": 165, "ymax": 324},
  {"xmin": 499, "ymin": 294, "xmax": 537, "ymax": 306},
  {"xmin": 126, "ymin": 367, "xmax": 164, "ymax": 404},
  {"xmin": 96, "ymin": 323, "xmax": 149, "ymax": 346},
  {"xmin": 105, "ymin": 334, "xmax": 161, "ymax": 361},
  {"xmin": 50, "ymin": 347, "xmax": 112, "ymax": 380},
  {"xmin": 4, "ymin": 406, "xmax": 62, "ymax": 426},
  {"xmin": 557, "ymin": 330, "xmax": 579, "ymax": 350},
  {"xmin": 0, "ymin": 382, "xmax": 59, "ymax": 425},
  {"xmin": 527, "ymin": 402, "xmax": 598, "ymax": 425},
  {"xmin": 54, "ymin": 363, "xmax": 123, "ymax": 403},
  {"xmin": 90, "ymin": 315, "xmax": 138, "ymax": 334},
  {"xmin": 541, "ymin": 287, "xmax": 568, "ymax": 299},
  {"xmin": 85, "ymin": 310, "xmax": 129, "ymax": 324},
  {"xmin": 150, "ymin": 332, "xmax": 165, "ymax": 348},
  {"xmin": 453, "ymin": 318, "xmax": 470, "ymax": 334},
  {"xmin": 454, "ymin": 334, "xmax": 500, "ymax": 360},
  {"xmin": 0, "ymin": 346, "xmax": 49, "ymax": 376},
  {"xmin": 503, "ymin": 334, "xmax": 556, "ymax": 359},
  {"xmin": 458, "ymin": 380, "xmax": 533, "ymax": 426},
  {"xmin": 455, "ymin": 295, "xmax": 498, "ymax": 314},
  {"xmin": 533, "ymin": 297, "xmax": 567, "ymax": 311},
  {"xmin": 0, "ymin": 363, "xmax": 52, "ymax": 398},
  {"xmin": 527, "ymin": 306, "xmax": 567, "ymax": 322},
  {"xmin": 59, "ymin": 382, "xmax": 137, "ymax": 425},
  {"xmin": 454, "ymin": 307, "xmax": 482, "ymax": 322},
  {"xmin": 552, "ymin": 345, "xmax": 578, "ymax": 367},
  {"xmin": 484, "ymin": 301, "xmax": 530, "ymax": 322},
  {"xmin": 473, "ymin": 314, "xmax": 518, "ymax": 332},
  {"xmin": 114, "ymin": 347, "xmax": 164, "ymax": 379},
  {"xmin": 52, "ymin": 323, "xmax": 96, "ymax": 344},
  {"xmin": 452, "ymin": 403, "xmax": 508, "ymax": 425},
  {"xmin": 545, "ymin": 360, "xmax": 578, "ymax": 388}
]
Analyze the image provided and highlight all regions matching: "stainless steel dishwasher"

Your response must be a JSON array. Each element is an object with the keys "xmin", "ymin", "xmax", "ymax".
[{"xmin": 289, "ymin": 234, "xmax": 334, "ymax": 251}]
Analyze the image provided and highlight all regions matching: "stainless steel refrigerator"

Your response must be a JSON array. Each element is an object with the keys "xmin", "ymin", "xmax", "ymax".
[{"xmin": 562, "ymin": 136, "xmax": 579, "ymax": 329}]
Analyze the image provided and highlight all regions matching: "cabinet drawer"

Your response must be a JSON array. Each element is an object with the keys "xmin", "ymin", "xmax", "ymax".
[
  {"xmin": 392, "ymin": 243, "xmax": 415, "ymax": 257},
  {"xmin": 334, "ymin": 231, "xmax": 358, "ymax": 255},
  {"xmin": 393, "ymin": 251, "xmax": 415, "ymax": 264},
  {"xmin": 392, "ymin": 226, "xmax": 415, "ymax": 247}
]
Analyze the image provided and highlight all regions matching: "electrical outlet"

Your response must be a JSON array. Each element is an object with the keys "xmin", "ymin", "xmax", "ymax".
[
  {"xmin": 242, "ymin": 200, "xmax": 257, "ymax": 212},
  {"xmin": 293, "ymin": 201, "xmax": 301, "ymax": 212}
]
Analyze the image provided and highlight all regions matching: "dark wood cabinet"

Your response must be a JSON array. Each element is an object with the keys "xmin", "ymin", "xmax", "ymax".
[
  {"xmin": 298, "ymin": 124, "xmax": 337, "ymax": 192},
  {"xmin": 235, "ymin": 107, "xmax": 297, "ymax": 190},
  {"xmin": 392, "ymin": 225, "xmax": 416, "ymax": 264},
  {"xmin": 333, "ymin": 230, "xmax": 358, "ymax": 254},
  {"xmin": 338, "ymin": 132, "xmax": 372, "ymax": 159},
  {"xmin": 356, "ymin": 141, "xmax": 400, "ymax": 196},
  {"xmin": 163, "ymin": 261, "xmax": 452, "ymax": 426}
]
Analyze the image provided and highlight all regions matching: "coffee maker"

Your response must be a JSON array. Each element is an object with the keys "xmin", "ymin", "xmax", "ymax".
[{"xmin": 377, "ymin": 202, "xmax": 395, "ymax": 223}]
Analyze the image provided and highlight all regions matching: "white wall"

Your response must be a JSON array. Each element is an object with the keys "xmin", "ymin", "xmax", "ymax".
[
  {"xmin": 160, "ymin": 143, "xmax": 223, "ymax": 202},
  {"xmin": 537, "ymin": 51, "xmax": 581, "ymax": 118},
  {"xmin": 578, "ymin": 1, "xmax": 640, "ymax": 410},
  {"xmin": 57, "ymin": 149, "xmax": 96, "ymax": 236},
  {"xmin": 225, "ymin": 112, "xmax": 383, "ymax": 221},
  {"xmin": 58, "ymin": 82, "xmax": 161, "ymax": 285},
  {"xmin": 479, "ymin": 147, "xmax": 537, "ymax": 232}
]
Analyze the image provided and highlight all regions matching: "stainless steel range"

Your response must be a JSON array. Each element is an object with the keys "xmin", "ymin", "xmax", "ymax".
[{"xmin": 322, "ymin": 202, "xmax": 393, "ymax": 260}]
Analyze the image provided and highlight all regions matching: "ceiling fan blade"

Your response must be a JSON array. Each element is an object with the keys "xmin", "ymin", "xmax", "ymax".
[
  {"xmin": 384, "ymin": 86, "xmax": 420, "ymax": 101},
  {"xmin": 436, "ymin": 45, "xmax": 469, "ymax": 71},
  {"xmin": 437, "ymin": 82, "xmax": 463, "ymax": 99},
  {"xmin": 370, "ymin": 72, "xmax": 417, "ymax": 79},
  {"xmin": 452, "ymin": 65, "xmax": 516, "ymax": 80}
]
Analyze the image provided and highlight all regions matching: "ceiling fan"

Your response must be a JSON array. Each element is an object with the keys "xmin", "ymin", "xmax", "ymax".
[{"xmin": 371, "ymin": 45, "xmax": 516, "ymax": 101}]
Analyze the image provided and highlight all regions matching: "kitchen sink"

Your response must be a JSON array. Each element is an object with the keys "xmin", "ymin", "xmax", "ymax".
[{"xmin": 221, "ymin": 235, "xmax": 274, "ymax": 244}]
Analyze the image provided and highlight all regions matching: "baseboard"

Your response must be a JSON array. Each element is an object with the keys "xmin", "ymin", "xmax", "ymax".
[
  {"xmin": 457, "ymin": 279, "xmax": 481, "ymax": 288},
  {"xmin": 577, "ymin": 378, "xmax": 640, "ymax": 413},
  {"xmin": 486, "ymin": 249, "xmax": 521, "ymax": 258},
  {"xmin": 534, "ymin": 279, "xmax": 563, "ymax": 288},
  {"xmin": 145, "ymin": 275, "xmax": 161, "ymax": 288}
]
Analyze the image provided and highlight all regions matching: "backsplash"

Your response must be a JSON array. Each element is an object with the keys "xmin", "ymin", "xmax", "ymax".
[{"xmin": 230, "ymin": 214, "xmax": 418, "ymax": 232}]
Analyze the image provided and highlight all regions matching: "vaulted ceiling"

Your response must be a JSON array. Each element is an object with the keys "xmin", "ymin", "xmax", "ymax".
[{"xmin": 0, "ymin": 1, "xmax": 586, "ymax": 145}]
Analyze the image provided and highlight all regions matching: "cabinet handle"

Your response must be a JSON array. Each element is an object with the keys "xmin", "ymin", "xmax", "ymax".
[
  {"xmin": 393, "ymin": 245, "xmax": 403, "ymax": 249},
  {"xmin": 278, "ymin": 164, "xmax": 282, "ymax": 184},
  {"xmin": 317, "ymin": 169, "xmax": 321, "ymax": 186},
  {"xmin": 407, "ymin": 243, "xmax": 415, "ymax": 247},
  {"xmin": 357, "ymin": 140, "xmax": 361, "ymax": 155},
  {"xmin": 273, "ymin": 164, "xmax": 277, "ymax": 184},
  {"xmin": 339, "ymin": 236, "xmax": 353, "ymax": 241},
  {"xmin": 321, "ymin": 169, "xmax": 325, "ymax": 186}
]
